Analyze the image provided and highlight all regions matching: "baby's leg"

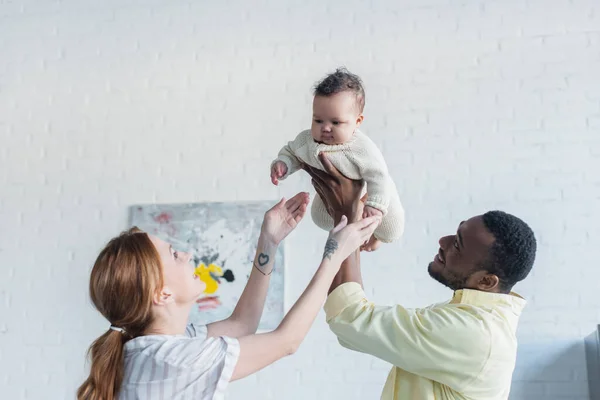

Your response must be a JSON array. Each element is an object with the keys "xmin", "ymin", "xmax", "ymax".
[
  {"xmin": 311, "ymin": 195, "xmax": 335, "ymax": 231},
  {"xmin": 373, "ymin": 194, "xmax": 405, "ymax": 244}
]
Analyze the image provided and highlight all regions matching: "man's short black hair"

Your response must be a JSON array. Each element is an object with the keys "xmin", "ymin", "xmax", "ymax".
[
  {"xmin": 481, "ymin": 211, "xmax": 537, "ymax": 293},
  {"xmin": 313, "ymin": 67, "xmax": 365, "ymax": 112}
]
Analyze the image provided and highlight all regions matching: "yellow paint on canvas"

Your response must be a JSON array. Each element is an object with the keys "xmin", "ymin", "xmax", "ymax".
[{"xmin": 194, "ymin": 263, "xmax": 224, "ymax": 294}]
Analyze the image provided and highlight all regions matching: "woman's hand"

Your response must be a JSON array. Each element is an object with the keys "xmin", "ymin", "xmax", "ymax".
[
  {"xmin": 322, "ymin": 215, "xmax": 381, "ymax": 265},
  {"xmin": 301, "ymin": 153, "xmax": 365, "ymax": 223},
  {"xmin": 231, "ymin": 212, "xmax": 379, "ymax": 383},
  {"xmin": 261, "ymin": 192, "xmax": 310, "ymax": 245}
]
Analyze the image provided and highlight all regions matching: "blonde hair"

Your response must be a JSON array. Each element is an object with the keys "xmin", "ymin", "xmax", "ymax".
[{"xmin": 77, "ymin": 227, "xmax": 164, "ymax": 400}]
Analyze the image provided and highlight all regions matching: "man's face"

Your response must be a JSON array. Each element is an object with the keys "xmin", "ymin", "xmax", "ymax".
[{"xmin": 428, "ymin": 216, "xmax": 496, "ymax": 291}]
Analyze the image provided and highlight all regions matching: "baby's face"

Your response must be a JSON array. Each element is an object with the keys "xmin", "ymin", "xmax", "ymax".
[{"xmin": 311, "ymin": 91, "xmax": 363, "ymax": 145}]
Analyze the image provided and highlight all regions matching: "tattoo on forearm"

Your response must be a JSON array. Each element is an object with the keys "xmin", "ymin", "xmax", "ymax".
[
  {"xmin": 257, "ymin": 253, "xmax": 269, "ymax": 266},
  {"xmin": 323, "ymin": 239, "xmax": 338, "ymax": 260},
  {"xmin": 253, "ymin": 262, "xmax": 273, "ymax": 276},
  {"xmin": 254, "ymin": 253, "xmax": 273, "ymax": 276}
]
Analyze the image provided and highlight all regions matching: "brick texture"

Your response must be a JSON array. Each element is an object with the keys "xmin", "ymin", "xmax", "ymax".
[{"xmin": 0, "ymin": 0, "xmax": 598, "ymax": 399}]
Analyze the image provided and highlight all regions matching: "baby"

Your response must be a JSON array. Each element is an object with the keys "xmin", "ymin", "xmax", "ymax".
[{"xmin": 270, "ymin": 68, "xmax": 404, "ymax": 251}]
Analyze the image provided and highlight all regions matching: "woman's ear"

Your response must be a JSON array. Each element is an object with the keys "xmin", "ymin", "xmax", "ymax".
[{"xmin": 153, "ymin": 287, "xmax": 174, "ymax": 306}]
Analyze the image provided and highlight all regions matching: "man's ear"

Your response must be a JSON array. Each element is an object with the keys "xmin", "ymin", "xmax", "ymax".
[
  {"xmin": 153, "ymin": 286, "xmax": 174, "ymax": 306},
  {"xmin": 475, "ymin": 272, "xmax": 500, "ymax": 292}
]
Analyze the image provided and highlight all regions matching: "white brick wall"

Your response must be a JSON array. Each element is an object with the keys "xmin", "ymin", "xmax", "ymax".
[{"xmin": 1, "ymin": 1, "xmax": 598, "ymax": 399}]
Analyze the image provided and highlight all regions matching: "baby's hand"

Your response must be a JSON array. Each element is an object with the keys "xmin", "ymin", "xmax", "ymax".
[
  {"xmin": 270, "ymin": 161, "xmax": 288, "ymax": 185},
  {"xmin": 363, "ymin": 206, "xmax": 383, "ymax": 220}
]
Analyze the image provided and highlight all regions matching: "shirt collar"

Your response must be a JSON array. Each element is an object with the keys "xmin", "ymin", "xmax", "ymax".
[{"xmin": 450, "ymin": 288, "xmax": 527, "ymax": 315}]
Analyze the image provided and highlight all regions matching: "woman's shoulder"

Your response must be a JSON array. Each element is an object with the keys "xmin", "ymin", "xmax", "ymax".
[
  {"xmin": 120, "ymin": 328, "xmax": 240, "ymax": 399},
  {"xmin": 124, "ymin": 325, "xmax": 206, "ymax": 361},
  {"xmin": 124, "ymin": 325, "xmax": 237, "ymax": 368}
]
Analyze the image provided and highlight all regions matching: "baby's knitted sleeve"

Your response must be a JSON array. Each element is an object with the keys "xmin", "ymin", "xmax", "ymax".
[
  {"xmin": 348, "ymin": 138, "xmax": 392, "ymax": 214},
  {"xmin": 271, "ymin": 130, "xmax": 311, "ymax": 180}
]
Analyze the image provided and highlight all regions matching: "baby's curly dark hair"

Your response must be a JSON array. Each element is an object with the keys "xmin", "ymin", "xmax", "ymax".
[{"xmin": 313, "ymin": 67, "xmax": 365, "ymax": 112}]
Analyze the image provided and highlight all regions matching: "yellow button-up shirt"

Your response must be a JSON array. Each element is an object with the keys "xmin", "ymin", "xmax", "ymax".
[{"xmin": 324, "ymin": 282, "xmax": 527, "ymax": 400}]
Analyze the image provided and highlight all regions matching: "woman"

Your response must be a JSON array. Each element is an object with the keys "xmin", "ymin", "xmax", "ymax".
[{"xmin": 78, "ymin": 191, "xmax": 380, "ymax": 399}]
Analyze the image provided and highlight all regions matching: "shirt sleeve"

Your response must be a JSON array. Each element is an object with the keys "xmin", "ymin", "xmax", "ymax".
[{"xmin": 324, "ymin": 282, "xmax": 491, "ymax": 391}]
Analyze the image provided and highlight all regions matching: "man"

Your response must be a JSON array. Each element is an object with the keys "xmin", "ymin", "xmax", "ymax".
[{"xmin": 303, "ymin": 153, "xmax": 537, "ymax": 400}]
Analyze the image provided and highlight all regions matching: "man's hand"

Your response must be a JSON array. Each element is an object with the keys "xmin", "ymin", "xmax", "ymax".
[
  {"xmin": 301, "ymin": 153, "xmax": 365, "ymax": 224},
  {"xmin": 302, "ymin": 153, "xmax": 367, "ymax": 293}
]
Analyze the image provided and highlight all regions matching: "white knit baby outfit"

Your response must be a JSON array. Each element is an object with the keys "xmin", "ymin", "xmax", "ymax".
[{"xmin": 273, "ymin": 129, "xmax": 404, "ymax": 243}]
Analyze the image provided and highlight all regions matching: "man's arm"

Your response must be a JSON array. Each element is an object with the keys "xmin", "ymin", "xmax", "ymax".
[
  {"xmin": 328, "ymin": 249, "xmax": 362, "ymax": 294},
  {"xmin": 301, "ymin": 152, "xmax": 367, "ymax": 294},
  {"xmin": 330, "ymin": 188, "xmax": 363, "ymax": 294},
  {"xmin": 324, "ymin": 287, "xmax": 491, "ymax": 392}
]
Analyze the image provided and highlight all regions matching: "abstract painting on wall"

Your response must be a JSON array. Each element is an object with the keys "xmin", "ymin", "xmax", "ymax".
[{"xmin": 129, "ymin": 201, "xmax": 284, "ymax": 331}]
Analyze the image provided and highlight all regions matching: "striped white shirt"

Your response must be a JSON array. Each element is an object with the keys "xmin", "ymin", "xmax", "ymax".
[{"xmin": 119, "ymin": 324, "xmax": 240, "ymax": 400}]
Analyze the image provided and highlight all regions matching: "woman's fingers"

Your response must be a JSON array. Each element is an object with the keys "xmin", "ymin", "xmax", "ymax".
[
  {"xmin": 359, "ymin": 217, "xmax": 381, "ymax": 241},
  {"xmin": 331, "ymin": 215, "xmax": 348, "ymax": 234},
  {"xmin": 347, "ymin": 216, "xmax": 380, "ymax": 241},
  {"xmin": 353, "ymin": 215, "xmax": 381, "ymax": 230},
  {"xmin": 286, "ymin": 192, "xmax": 310, "ymax": 214},
  {"xmin": 292, "ymin": 203, "xmax": 308, "ymax": 223},
  {"xmin": 364, "ymin": 216, "xmax": 382, "ymax": 232},
  {"xmin": 291, "ymin": 197, "xmax": 308, "ymax": 217},
  {"xmin": 285, "ymin": 193, "xmax": 304, "ymax": 212}
]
